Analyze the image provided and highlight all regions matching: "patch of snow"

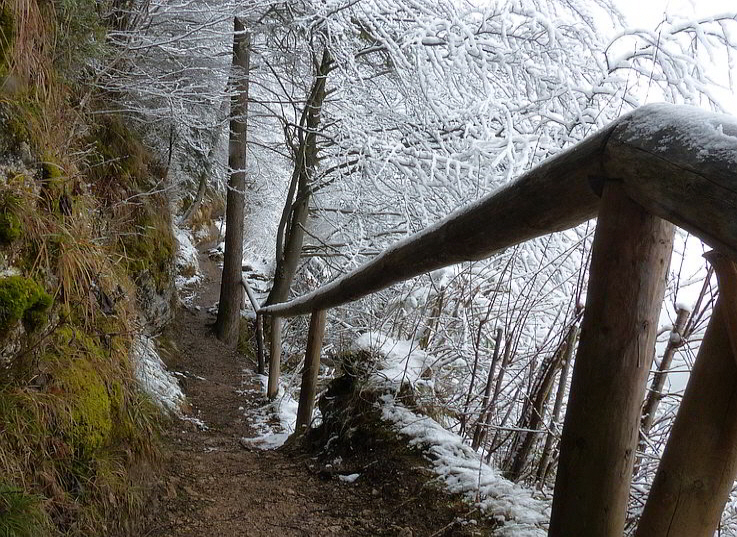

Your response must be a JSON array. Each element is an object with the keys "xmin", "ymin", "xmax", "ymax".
[
  {"xmin": 0, "ymin": 267, "xmax": 21, "ymax": 277},
  {"xmin": 173, "ymin": 226, "xmax": 201, "ymax": 290},
  {"xmin": 356, "ymin": 331, "xmax": 548, "ymax": 533},
  {"xmin": 132, "ymin": 335, "xmax": 188, "ymax": 415},
  {"xmin": 619, "ymin": 104, "xmax": 737, "ymax": 166},
  {"xmin": 207, "ymin": 241, "xmax": 225, "ymax": 261},
  {"xmin": 240, "ymin": 374, "xmax": 299, "ymax": 450},
  {"xmin": 338, "ymin": 473, "xmax": 360, "ymax": 483},
  {"xmin": 378, "ymin": 395, "xmax": 549, "ymax": 536},
  {"xmin": 354, "ymin": 331, "xmax": 430, "ymax": 389},
  {"xmin": 183, "ymin": 415, "xmax": 208, "ymax": 431}
]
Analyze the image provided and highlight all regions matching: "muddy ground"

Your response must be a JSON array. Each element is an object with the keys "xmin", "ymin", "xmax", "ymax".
[{"xmin": 143, "ymin": 249, "xmax": 494, "ymax": 537}]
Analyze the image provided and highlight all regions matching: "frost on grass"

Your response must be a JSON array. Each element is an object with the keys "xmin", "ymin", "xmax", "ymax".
[
  {"xmin": 360, "ymin": 332, "xmax": 549, "ymax": 536},
  {"xmin": 240, "ymin": 373, "xmax": 299, "ymax": 450},
  {"xmin": 132, "ymin": 334, "xmax": 187, "ymax": 415}
]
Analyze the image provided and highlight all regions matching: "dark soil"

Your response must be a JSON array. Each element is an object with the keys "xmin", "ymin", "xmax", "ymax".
[{"xmin": 143, "ymin": 249, "xmax": 494, "ymax": 537}]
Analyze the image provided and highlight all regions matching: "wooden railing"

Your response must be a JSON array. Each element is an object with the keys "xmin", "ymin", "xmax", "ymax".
[{"xmin": 255, "ymin": 103, "xmax": 737, "ymax": 537}]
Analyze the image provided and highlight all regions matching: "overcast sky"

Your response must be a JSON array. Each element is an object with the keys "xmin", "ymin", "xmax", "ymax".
[
  {"xmin": 618, "ymin": 0, "xmax": 730, "ymax": 26},
  {"xmin": 617, "ymin": 0, "xmax": 736, "ymax": 112}
]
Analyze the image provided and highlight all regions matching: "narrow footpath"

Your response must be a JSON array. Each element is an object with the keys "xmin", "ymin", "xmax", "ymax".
[{"xmin": 143, "ymin": 249, "xmax": 489, "ymax": 537}]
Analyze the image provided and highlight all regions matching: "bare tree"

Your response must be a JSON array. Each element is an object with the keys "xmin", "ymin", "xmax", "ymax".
[{"xmin": 216, "ymin": 18, "xmax": 250, "ymax": 346}]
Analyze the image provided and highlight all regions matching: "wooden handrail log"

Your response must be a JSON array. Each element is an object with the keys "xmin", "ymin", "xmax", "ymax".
[
  {"xmin": 606, "ymin": 105, "xmax": 737, "ymax": 259},
  {"xmin": 263, "ymin": 104, "xmax": 737, "ymax": 318},
  {"xmin": 261, "ymin": 127, "xmax": 612, "ymax": 317}
]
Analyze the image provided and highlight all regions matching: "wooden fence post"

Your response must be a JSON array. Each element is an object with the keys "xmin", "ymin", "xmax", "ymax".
[
  {"xmin": 549, "ymin": 181, "xmax": 674, "ymax": 537},
  {"xmin": 295, "ymin": 309, "xmax": 327, "ymax": 433},
  {"xmin": 255, "ymin": 313, "xmax": 265, "ymax": 375},
  {"xmin": 267, "ymin": 316, "xmax": 282, "ymax": 399},
  {"xmin": 634, "ymin": 253, "xmax": 737, "ymax": 537}
]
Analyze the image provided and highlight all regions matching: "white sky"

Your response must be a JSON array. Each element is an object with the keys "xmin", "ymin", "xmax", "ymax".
[
  {"xmin": 615, "ymin": 0, "xmax": 733, "ymax": 391},
  {"xmin": 616, "ymin": 0, "xmax": 737, "ymax": 112},
  {"xmin": 618, "ymin": 0, "xmax": 730, "ymax": 26}
]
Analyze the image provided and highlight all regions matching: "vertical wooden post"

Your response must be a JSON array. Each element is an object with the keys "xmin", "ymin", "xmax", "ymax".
[
  {"xmin": 634, "ymin": 254, "xmax": 737, "ymax": 537},
  {"xmin": 267, "ymin": 316, "xmax": 282, "ymax": 399},
  {"xmin": 549, "ymin": 182, "xmax": 674, "ymax": 537},
  {"xmin": 295, "ymin": 309, "xmax": 327, "ymax": 433},
  {"xmin": 255, "ymin": 313, "xmax": 265, "ymax": 375}
]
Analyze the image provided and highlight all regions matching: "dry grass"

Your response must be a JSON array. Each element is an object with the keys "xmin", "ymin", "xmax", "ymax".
[
  {"xmin": 3, "ymin": 0, "xmax": 52, "ymax": 98},
  {"xmin": 0, "ymin": 2, "xmax": 169, "ymax": 534}
]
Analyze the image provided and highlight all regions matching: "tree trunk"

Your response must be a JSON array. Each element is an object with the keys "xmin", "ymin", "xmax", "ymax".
[
  {"xmin": 215, "ymin": 18, "xmax": 250, "ymax": 346},
  {"xmin": 634, "ymin": 305, "xmax": 690, "ymax": 476},
  {"xmin": 267, "ymin": 316, "xmax": 282, "ymax": 400},
  {"xmin": 634, "ymin": 291, "xmax": 737, "ymax": 536},
  {"xmin": 506, "ymin": 335, "xmax": 567, "ymax": 482},
  {"xmin": 295, "ymin": 309, "xmax": 327, "ymax": 433},
  {"xmin": 179, "ymin": 170, "xmax": 208, "ymax": 226},
  {"xmin": 536, "ymin": 324, "xmax": 577, "ymax": 487},
  {"xmin": 472, "ymin": 328, "xmax": 503, "ymax": 450},
  {"xmin": 549, "ymin": 181, "xmax": 674, "ymax": 537},
  {"xmin": 266, "ymin": 48, "xmax": 332, "ymax": 307},
  {"xmin": 264, "ymin": 49, "xmax": 331, "ymax": 390}
]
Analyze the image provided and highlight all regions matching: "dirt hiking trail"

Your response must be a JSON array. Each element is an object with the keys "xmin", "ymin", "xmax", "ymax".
[{"xmin": 143, "ymin": 248, "xmax": 492, "ymax": 537}]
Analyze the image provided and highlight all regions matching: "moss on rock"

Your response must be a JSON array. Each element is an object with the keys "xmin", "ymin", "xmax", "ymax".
[
  {"xmin": 121, "ymin": 204, "xmax": 174, "ymax": 293},
  {"xmin": 0, "ymin": 276, "xmax": 52, "ymax": 335},
  {"xmin": 0, "ymin": 210, "xmax": 20, "ymax": 244},
  {"xmin": 56, "ymin": 357, "xmax": 112, "ymax": 454}
]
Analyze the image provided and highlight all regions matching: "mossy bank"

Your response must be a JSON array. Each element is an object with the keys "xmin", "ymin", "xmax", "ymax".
[{"xmin": 0, "ymin": 1, "xmax": 176, "ymax": 535}]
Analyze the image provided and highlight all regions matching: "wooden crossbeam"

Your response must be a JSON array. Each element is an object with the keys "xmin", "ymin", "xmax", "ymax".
[{"xmin": 263, "ymin": 104, "xmax": 737, "ymax": 318}]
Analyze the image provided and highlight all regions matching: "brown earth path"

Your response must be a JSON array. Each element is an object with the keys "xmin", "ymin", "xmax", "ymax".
[{"xmin": 142, "ymin": 248, "xmax": 488, "ymax": 537}]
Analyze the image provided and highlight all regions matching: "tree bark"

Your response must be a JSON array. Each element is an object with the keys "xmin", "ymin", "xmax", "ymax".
[
  {"xmin": 549, "ymin": 181, "xmax": 674, "ymax": 537},
  {"xmin": 634, "ymin": 290, "xmax": 737, "ymax": 537},
  {"xmin": 536, "ymin": 324, "xmax": 577, "ymax": 487},
  {"xmin": 266, "ymin": 48, "xmax": 332, "ymax": 307},
  {"xmin": 267, "ymin": 316, "xmax": 282, "ymax": 400},
  {"xmin": 295, "ymin": 309, "xmax": 327, "ymax": 433},
  {"xmin": 472, "ymin": 328, "xmax": 503, "ymax": 450},
  {"xmin": 215, "ymin": 18, "xmax": 250, "ymax": 346}
]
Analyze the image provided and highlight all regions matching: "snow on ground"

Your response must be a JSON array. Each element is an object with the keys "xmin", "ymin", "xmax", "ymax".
[
  {"xmin": 380, "ymin": 397, "xmax": 548, "ymax": 536},
  {"xmin": 132, "ymin": 334, "xmax": 188, "ymax": 415},
  {"xmin": 240, "ymin": 373, "xmax": 299, "ymax": 450},
  {"xmin": 354, "ymin": 331, "xmax": 430, "ymax": 388},
  {"xmin": 173, "ymin": 226, "xmax": 201, "ymax": 290},
  {"xmin": 360, "ymin": 331, "xmax": 549, "ymax": 536},
  {"xmin": 337, "ymin": 473, "xmax": 360, "ymax": 483}
]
